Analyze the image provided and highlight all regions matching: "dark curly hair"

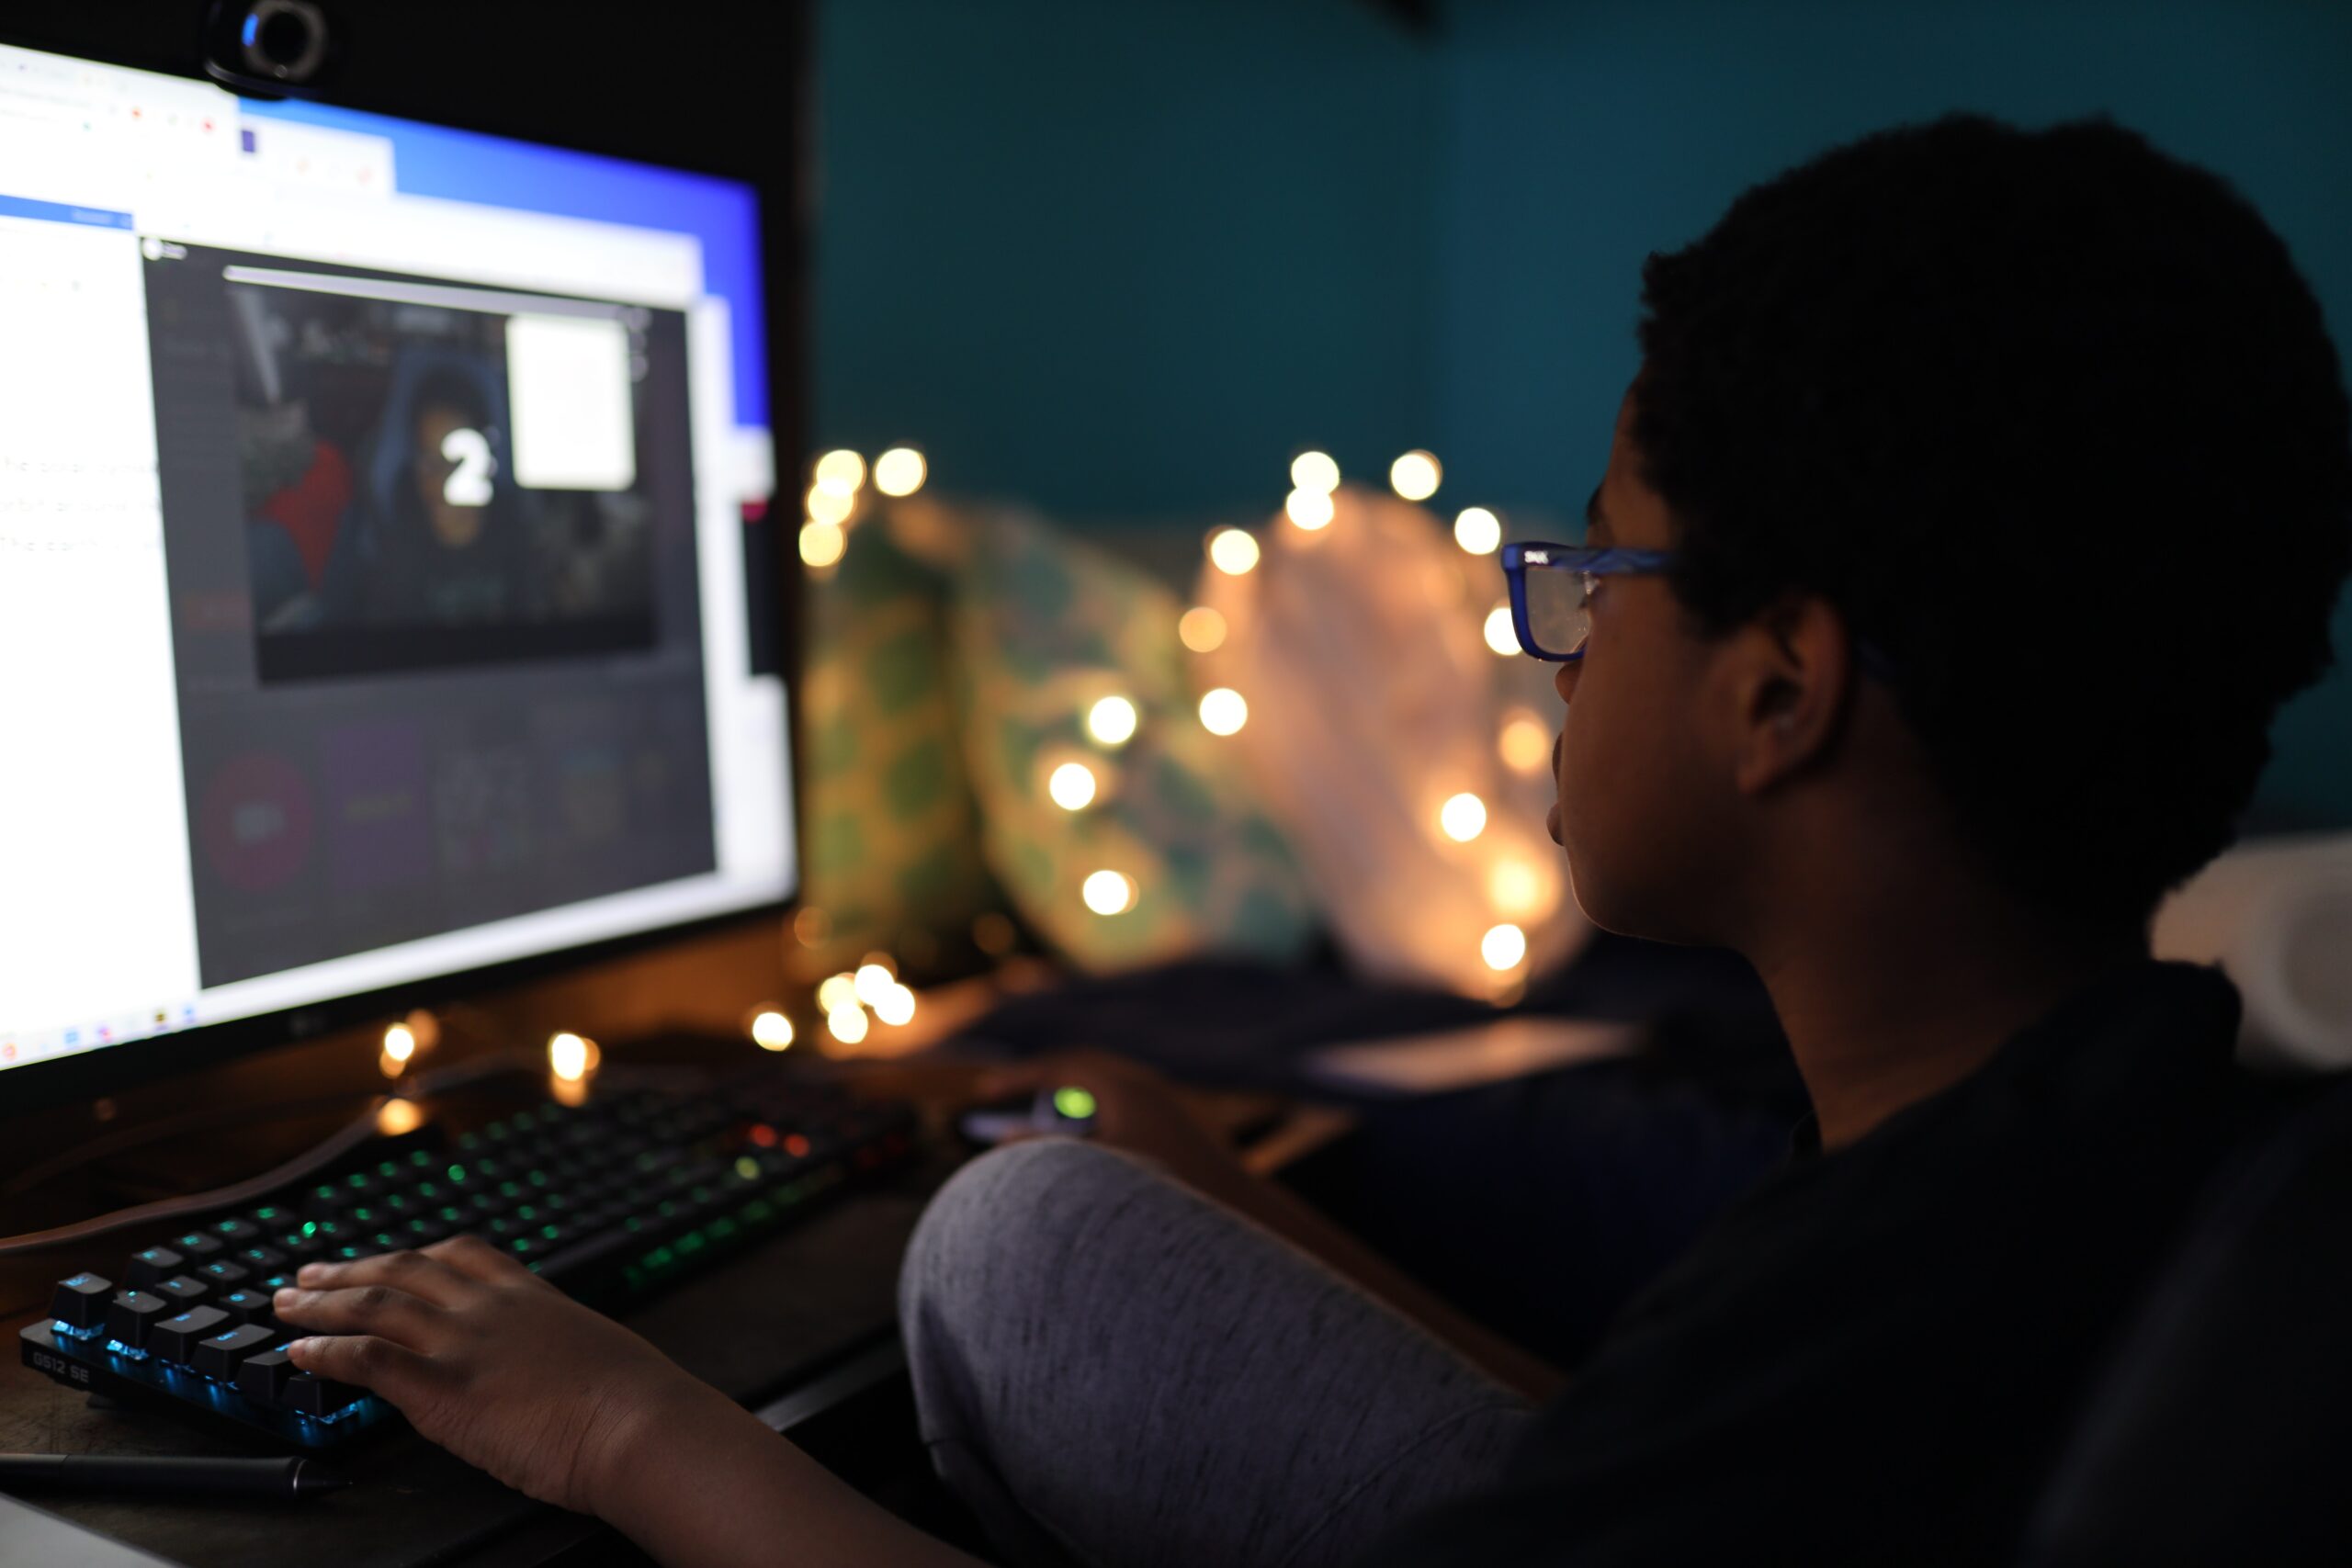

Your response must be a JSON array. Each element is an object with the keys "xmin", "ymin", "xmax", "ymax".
[{"xmin": 1633, "ymin": 112, "xmax": 2352, "ymax": 934}]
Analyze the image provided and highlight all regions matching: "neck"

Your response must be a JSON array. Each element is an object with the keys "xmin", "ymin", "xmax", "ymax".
[{"xmin": 1747, "ymin": 899, "xmax": 2145, "ymax": 1151}]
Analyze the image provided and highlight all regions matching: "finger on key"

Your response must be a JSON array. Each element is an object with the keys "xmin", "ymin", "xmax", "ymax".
[
  {"xmin": 295, "ymin": 1247, "xmax": 479, "ymax": 1305},
  {"xmin": 273, "ymin": 1281, "xmax": 444, "ymax": 1347}
]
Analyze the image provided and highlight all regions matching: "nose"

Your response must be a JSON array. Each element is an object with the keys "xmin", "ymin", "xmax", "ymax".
[{"xmin": 1553, "ymin": 656, "xmax": 1581, "ymax": 705}]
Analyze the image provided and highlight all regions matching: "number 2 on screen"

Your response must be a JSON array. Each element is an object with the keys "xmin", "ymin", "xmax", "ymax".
[{"xmin": 440, "ymin": 427, "xmax": 496, "ymax": 507}]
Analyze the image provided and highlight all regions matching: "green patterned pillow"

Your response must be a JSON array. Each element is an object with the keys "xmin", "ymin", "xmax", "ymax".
[
  {"xmin": 944, "ymin": 505, "xmax": 1318, "ymax": 972},
  {"xmin": 798, "ymin": 519, "xmax": 996, "ymax": 961}
]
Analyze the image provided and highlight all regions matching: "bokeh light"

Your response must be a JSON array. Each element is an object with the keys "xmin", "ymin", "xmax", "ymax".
[
  {"xmin": 816, "ymin": 973, "xmax": 860, "ymax": 1013},
  {"xmin": 1290, "ymin": 450, "xmax": 1340, "ymax": 493},
  {"xmin": 1487, "ymin": 859, "xmax": 1554, "ymax": 919},
  {"xmin": 799, "ymin": 521, "xmax": 846, "ymax": 568},
  {"xmin": 812, "ymin": 449, "xmax": 865, "ymax": 496},
  {"xmin": 1439, "ymin": 792, "xmax": 1487, "ymax": 842},
  {"xmin": 806, "ymin": 484, "xmax": 854, "ymax": 525},
  {"xmin": 1389, "ymin": 450, "xmax": 1442, "ymax": 502},
  {"xmin": 1208, "ymin": 527, "xmax": 1261, "ymax": 575},
  {"xmin": 873, "ymin": 446, "xmax": 927, "ymax": 496},
  {"xmin": 1086, "ymin": 695, "xmax": 1139, "ymax": 747},
  {"xmin": 1284, "ymin": 488, "xmax": 1335, "ymax": 530},
  {"xmin": 1082, "ymin": 870, "xmax": 1136, "ymax": 916},
  {"xmin": 875, "ymin": 985, "xmax": 917, "ymax": 1027},
  {"xmin": 1178, "ymin": 606, "xmax": 1227, "ymax": 652},
  {"xmin": 1498, "ymin": 709, "xmax": 1551, "ymax": 773},
  {"xmin": 382, "ymin": 1021, "xmax": 416, "ymax": 1063},
  {"xmin": 751, "ymin": 1010, "xmax": 795, "ymax": 1050},
  {"xmin": 826, "ymin": 1005, "xmax": 870, "ymax": 1045},
  {"xmin": 1048, "ymin": 761, "xmax": 1099, "ymax": 810},
  {"xmin": 1198, "ymin": 687, "xmax": 1249, "ymax": 736},
  {"xmin": 1483, "ymin": 604, "xmax": 1519, "ymax": 657},
  {"xmin": 1453, "ymin": 507, "xmax": 1501, "ymax": 555},
  {"xmin": 1481, "ymin": 923, "xmax": 1528, "ymax": 971},
  {"xmin": 548, "ymin": 1032, "xmax": 597, "ymax": 1081},
  {"xmin": 854, "ymin": 962, "xmax": 897, "ymax": 1007}
]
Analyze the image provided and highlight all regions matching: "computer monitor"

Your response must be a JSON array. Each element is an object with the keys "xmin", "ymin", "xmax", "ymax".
[{"xmin": 0, "ymin": 38, "xmax": 797, "ymax": 1108}]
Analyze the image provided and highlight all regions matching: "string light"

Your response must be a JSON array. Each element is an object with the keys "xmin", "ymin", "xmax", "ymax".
[
  {"xmin": 1178, "ymin": 606, "xmax": 1227, "ymax": 652},
  {"xmin": 793, "ymin": 907, "xmax": 832, "ymax": 947},
  {"xmin": 1290, "ymin": 451, "xmax": 1340, "ymax": 492},
  {"xmin": 874, "ymin": 446, "xmax": 927, "ymax": 496},
  {"xmin": 382, "ymin": 1021, "xmax": 416, "ymax": 1064},
  {"xmin": 817, "ymin": 973, "xmax": 861, "ymax": 1013},
  {"xmin": 1047, "ymin": 761, "xmax": 1099, "ymax": 810},
  {"xmin": 1483, "ymin": 604, "xmax": 1519, "ymax": 657},
  {"xmin": 1487, "ymin": 858, "xmax": 1553, "ymax": 918},
  {"xmin": 875, "ymin": 985, "xmax": 917, "ymax": 1027},
  {"xmin": 375, "ymin": 1098, "xmax": 424, "ymax": 1135},
  {"xmin": 1086, "ymin": 695, "xmax": 1139, "ymax": 747},
  {"xmin": 1480, "ymin": 923, "xmax": 1528, "ymax": 971},
  {"xmin": 1082, "ymin": 870, "xmax": 1136, "ymax": 915},
  {"xmin": 1198, "ymin": 687, "xmax": 1249, "ymax": 736},
  {"xmin": 751, "ymin": 1010, "xmax": 795, "ymax": 1050},
  {"xmin": 1453, "ymin": 507, "xmax": 1501, "ymax": 555},
  {"xmin": 548, "ymin": 1032, "xmax": 599, "ymax": 1081},
  {"xmin": 1389, "ymin": 450, "xmax": 1442, "ymax": 502},
  {"xmin": 854, "ymin": 963, "xmax": 897, "ymax": 1007},
  {"xmin": 1207, "ymin": 527, "xmax": 1261, "ymax": 575},
  {"xmin": 1439, "ymin": 792, "xmax": 1487, "ymax": 842},
  {"xmin": 799, "ymin": 522, "xmax": 846, "ymax": 568},
  {"xmin": 812, "ymin": 449, "xmax": 866, "ymax": 496},
  {"xmin": 826, "ymin": 1005, "xmax": 870, "ymax": 1045},
  {"xmin": 1284, "ymin": 489, "xmax": 1335, "ymax": 530},
  {"xmin": 1498, "ymin": 710, "xmax": 1551, "ymax": 773},
  {"xmin": 806, "ymin": 484, "xmax": 854, "ymax": 525}
]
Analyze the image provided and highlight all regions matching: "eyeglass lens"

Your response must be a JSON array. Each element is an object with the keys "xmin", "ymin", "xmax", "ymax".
[{"xmin": 1521, "ymin": 568, "xmax": 1593, "ymax": 658}]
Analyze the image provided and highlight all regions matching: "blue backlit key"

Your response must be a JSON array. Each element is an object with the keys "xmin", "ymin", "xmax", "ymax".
[
  {"xmin": 190, "ymin": 1322, "xmax": 276, "ymax": 1380},
  {"xmin": 48, "ymin": 1272, "xmax": 111, "ymax": 1331},
  {"xmin": 105, "ymin": 1289, "xmax": 170, "ymax": 1349},
  {"xmin": 148, "ymin": 1304, "xmax": 230, "ymax": 1365}
]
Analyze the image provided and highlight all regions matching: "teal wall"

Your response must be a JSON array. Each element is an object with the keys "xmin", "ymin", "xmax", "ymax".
[
  {"xmin": 1427, "ymin": 0, "xmax": 2352, "ymax": 827},
  {"xmin": 814, "ymin": 0, "xmax": 1440, "ymax": 528},
  {"xmin": 815, "ymin": 0, "xmax": 2352, "ymax": 825}
]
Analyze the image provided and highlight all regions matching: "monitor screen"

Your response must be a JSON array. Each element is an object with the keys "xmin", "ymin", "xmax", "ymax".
[{"xmin": 0, "ymin": 41, "xmax": 794, "ymax": 1078}]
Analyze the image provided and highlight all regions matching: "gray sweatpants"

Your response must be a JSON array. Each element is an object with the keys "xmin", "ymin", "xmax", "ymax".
[{"xmin": 898, "ymin": 1139, "xmax": 1538, "ymax": 1568}]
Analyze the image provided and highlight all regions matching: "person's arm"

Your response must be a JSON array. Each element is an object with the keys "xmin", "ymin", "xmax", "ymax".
[
  {"xmin": 974, "ymin": 1052, "xmax": 1566, "ymax": 1404},
  {"xmin": 274, "ymin": 1238, "xmax": 982, "ymax": 1568}
]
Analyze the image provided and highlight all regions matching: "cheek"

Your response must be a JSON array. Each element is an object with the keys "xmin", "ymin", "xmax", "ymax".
[{"xmin": 1554, "ymin": 662, "xmax": 1704, "ymax": 937}]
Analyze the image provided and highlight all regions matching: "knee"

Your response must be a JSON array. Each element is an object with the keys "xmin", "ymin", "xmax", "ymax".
[{"xmin": 899, "ymin": 1138, "xmax": 1150, "ymax": 1340}]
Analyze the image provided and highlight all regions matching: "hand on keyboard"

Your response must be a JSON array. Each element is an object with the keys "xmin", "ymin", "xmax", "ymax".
[{"xmin": 273, "ymin": 1234, "xmax": 729, "ymax": 1515}]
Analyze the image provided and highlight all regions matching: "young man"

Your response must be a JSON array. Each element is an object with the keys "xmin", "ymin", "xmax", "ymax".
[{"xmin": 270, "ymin": 112, "xmax": 2352, "ymax": 1566}]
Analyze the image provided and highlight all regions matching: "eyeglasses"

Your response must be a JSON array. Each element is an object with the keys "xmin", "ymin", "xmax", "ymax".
[
  {"xmin": 1499, "ymin": 542, "xmax": 1675, "ymax": 662},
  {"xmin": 1498, "ymin": 540, "xmax": 1905, "ymax": 681}
]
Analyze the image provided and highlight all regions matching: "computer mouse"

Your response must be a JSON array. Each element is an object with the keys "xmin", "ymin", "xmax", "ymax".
[{"xmin": 957, "ymin": 1085, "xmax": 1100, "ymax": 1145}]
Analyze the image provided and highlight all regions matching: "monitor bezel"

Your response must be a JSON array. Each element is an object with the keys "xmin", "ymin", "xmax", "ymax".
[{"xmin": 0, "ymin": 25, "xmax": 808, "ymax": 1115}]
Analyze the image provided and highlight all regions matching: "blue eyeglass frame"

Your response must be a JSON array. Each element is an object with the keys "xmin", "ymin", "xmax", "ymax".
[
  {"xmin": 1498, "ymin": 540, "xmax": 1904, "ymax": 679},
  {"xmin": 1499, "ymin": 541, "xmax": 1673, "ymax": 662}
]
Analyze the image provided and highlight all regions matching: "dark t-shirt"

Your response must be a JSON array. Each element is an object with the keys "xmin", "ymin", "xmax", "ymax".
[{"xmin": 1360, "ymin": 961, "xmax": 2258, "ymax": 1567}]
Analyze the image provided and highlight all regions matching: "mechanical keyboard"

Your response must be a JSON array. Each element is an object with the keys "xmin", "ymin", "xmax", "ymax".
[{"xmin": 19, "ymin": 1069, "xmax": 920, "ymax": 1450}]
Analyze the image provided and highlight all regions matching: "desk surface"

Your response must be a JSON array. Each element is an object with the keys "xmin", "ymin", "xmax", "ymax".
[{"xmin": 0, "ymin": 1149, "xmax": 958, "ymax": 1568}]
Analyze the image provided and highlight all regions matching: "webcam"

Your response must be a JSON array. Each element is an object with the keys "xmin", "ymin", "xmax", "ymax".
[{"xmin": 203, "ymin": 0, "xmax": 334, "ymax": 93}]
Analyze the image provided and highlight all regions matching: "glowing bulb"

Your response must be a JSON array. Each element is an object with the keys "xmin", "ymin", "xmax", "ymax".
[
  {"xmin": 806, "ymin": 484, "xmax": 854, "ymax": 525},
  {"xmin": 1178, "ymin": 606, "xmax": 1227, "ymax": 652},
  {"xmin": 1290, "ymin": 451, "xmax": 1340, "ymax": 493},
  {"xmin": 751, "ymin": 1010, "xmax": 795, "ymax": 1050},
  {"xmin": 1483, "ymin": 604, "xmax": 1519, "ymax": 657},
  {"xmin": 1499, "ymin": 710, "xmax": 1551, "ymax": 773},
  {"xmin": 548, "ymin": 1032, "xmax": 597, "ymax": 1082},
  {"xmin": 1389, "ymin": 450, "xmax": 1442, "ymax": 502},
  {"xmin": 817, "ymin": 973, "xmax": 861, "ymax": 1013},
  {"xmin": 1048, "ymin": 761, "xmax": 1099, "ymax": 810},
  {"xmin": 1207, "ymin": 527, "xmax": 1261, "ymax": 575},
  {"xmin": 1488, "ymin": 859, "xmax": 1552, "ymax": 918},
  {"xmin": 382, "ymin": 1021, "xmax": 416, "ymax": 1063},
  {"xmin": 854, "ymin": 963, "xmax": 897, "ymax": 1007},
  {"xmin": 875, "ymin": 984, "xmax": 917, "ymax": 1027},
  {"xmin": 1439, "ymin": 792, "xmax": 1487, "ymax": 842},
  {"xmin": 826, "ymin": 1005, "xmax": 870, "ymax": 1045},
  {"xmin": 1198, "ymin": 687, "xmax": 1249, "ymax": 736},
  {"xmin": 1284, "ymin": 488, "xmax": 1335, "ymax": 530},
  {"xmin": 1453, "ymin": 507, "xmax": 1501, "ymax": 555},
  {"xmin": 1481, "ymin": 923, "xmax": 1528, "ymax": 971},
  {"xmin": 799, "ymin": 521, "xmax": 846, "ymax": 568},
  {"xmin": 812, "ymin": 449, "xmax": 865, "ymax": 496},
  {"xmin": 874, "ymin": 446, "xmax": 927, "ymax": 496},
  {"xmin": 1086, "ymin": 695, "xmax": 1139, "ymax": 747},
  {"xmin": 1082, "ymin": 870, "xmax": 1136, "ymax": 916}
]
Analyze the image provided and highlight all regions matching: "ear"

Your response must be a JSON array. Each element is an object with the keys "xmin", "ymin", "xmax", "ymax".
[{"xmin": 1724, "ymin": 593, "xmax": 1856, "ymax": 796}]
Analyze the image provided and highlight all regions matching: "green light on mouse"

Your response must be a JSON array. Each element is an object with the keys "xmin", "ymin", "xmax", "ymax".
[{"xmin": 1053, "ymin": 1087, "xmax": 1097, "ymax": 1121}]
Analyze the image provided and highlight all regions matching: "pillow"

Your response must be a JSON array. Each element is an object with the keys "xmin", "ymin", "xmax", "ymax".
[
  {"xmin": 942, "ymin": 503, "xmax": 1318, "ymax": 973},
  {"xmin": 1191, "ymin": 486, "xmax": 1593, "ymax": 997}
]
